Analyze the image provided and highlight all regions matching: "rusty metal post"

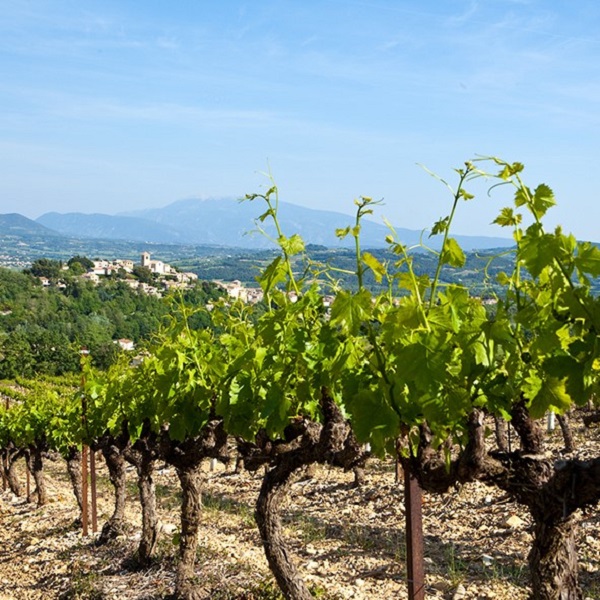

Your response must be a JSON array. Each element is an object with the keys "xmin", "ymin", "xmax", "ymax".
[
  {"xmin": 405, "ymin": 464, "xmax": 425, "ymax": 600},
  {"xmin": 90, "ymin": 449, "xmax": 97, "ymax": 533},
  {"xmin": 82, "ymin": 445, "xmax": 88, "ymax": 536}
]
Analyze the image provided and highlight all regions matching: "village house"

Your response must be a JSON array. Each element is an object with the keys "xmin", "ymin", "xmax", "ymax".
[
  {"xmin": 115, "ymin": 338, "xmax": 135, "ymax": 351},
  {"xmin": 81, "ymin": 272, "xmax": 100, "ymax": 283},
  {"xmin": 213, "ymin": 279, "xmax": 264, "ymax": 304},
  {"xmin": 141, "ymin": 252, "xmax": 172, "ymax": 276}
]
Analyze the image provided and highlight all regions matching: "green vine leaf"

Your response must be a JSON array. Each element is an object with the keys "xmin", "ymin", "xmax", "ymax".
[
  {"xmin": 362, "ymin": 252, "xmax": 386, "ymax": 283},
  {"xmin": 493, "ymin": 207, "xmax": 521, "ymax": 228},
  {"xmin": 330, "ymin": 289, "xmax": 372, "ymax": 335},
  {"xmin": 441, "ymin": 238, "xmax": 466, "ymax": 268},
  {"xmin": 257, "ymin": 256, "xmax": 286, "ymax": 294},
  {"xmin": 531, "ymin": 184, "xmax": 556, "ymax": 219}
]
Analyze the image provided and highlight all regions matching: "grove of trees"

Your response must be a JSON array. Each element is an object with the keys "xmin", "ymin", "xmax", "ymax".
[{"xmin": 0, "ymin": 267, "xmax": 223, "ymax": 376}]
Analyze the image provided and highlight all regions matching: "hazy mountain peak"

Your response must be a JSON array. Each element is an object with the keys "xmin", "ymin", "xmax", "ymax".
[{"xmin": 27, "ymin": 198, "xmax": 513, "ymax": 251}]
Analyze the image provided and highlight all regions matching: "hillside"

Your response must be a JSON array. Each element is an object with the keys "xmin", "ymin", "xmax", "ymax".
[{"xmin": 0, "ymin": 213, "xmax": 62, "ymax": 237}]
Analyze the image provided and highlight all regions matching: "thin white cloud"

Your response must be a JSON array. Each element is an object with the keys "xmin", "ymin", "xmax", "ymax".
[{"xmin": 446, "ymin": 0, "xmax": 480, "ymax": 25}]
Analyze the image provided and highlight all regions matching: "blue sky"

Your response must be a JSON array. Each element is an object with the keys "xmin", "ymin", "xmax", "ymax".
[{"xmin": 2, "ymin": 0, "xmax": 600, "ymax": 240}]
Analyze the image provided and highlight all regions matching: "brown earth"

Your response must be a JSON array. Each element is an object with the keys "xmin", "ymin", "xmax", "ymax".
[{"xmin": 1, "ymin": 421, "xmax": 600, "ymax": 600}]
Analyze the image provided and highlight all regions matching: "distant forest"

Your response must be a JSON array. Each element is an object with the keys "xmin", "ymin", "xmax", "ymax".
[
  {"xmin": 4, "ymin": 244, "xmax": 599, "ymax": 379},
  {"xmin": 0, "ymin": 263, "xmax": 223, "ymax": 378},
  {"xmin": 178, "ymin": 245, "xmax": 519, "ymax": 296}
]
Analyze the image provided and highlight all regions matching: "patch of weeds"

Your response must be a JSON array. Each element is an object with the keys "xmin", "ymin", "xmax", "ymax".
[
  {"xmin": 340, "ymin": 524, "xmax": 375, "ymax": 550},
  {"xmin": 202, "ymin": 491, "xmax": 254, "ymax": 527},
  {"xmin": 443, "ymin": 543, "xmax": 467, "ymax": 586},
  {"xmin": 584, "ymin": 581, "xmax": 600, "ymax": 599},
  {"xmin": 196, "ymin": 542, "xmax": 223, "ymax": 563},
  {"xmin": 216, "ymin": 578, "xmax": 340, "ymax": 600},
  {"xmin": 154, "ymin": 531, "xmax": 177, "ymax": 561},
  {"xmin": 483, "ymin": 558, "xmax": 527, "ymax": 585},
  {"xmin": 337, "ymin": 523, "xmax": 402, "ymax": 556},
  {"xmin": 300, "ymin": 519, "xmax": 328, "ymax": 544},
  {"xmin": 393, "ymin": 541, "xmax": 407, "ymax": 564},
  {"xmin": 59, "ymin": 564, "xmax": 103, "ymax": 599},
  {"xmin": 125, "ymin": 478, "xmax": 139, "ymax": 498},
  {"xmin": 92, "ymin": 471, "xmax": 114, "ymax": 494},
  {"xmin": 156, "ymin": 482, "xmax": 180, "ymax": 510},
  {"xmin": 309, "ymin": 583, "xmax": 343, "ymax": 599}
]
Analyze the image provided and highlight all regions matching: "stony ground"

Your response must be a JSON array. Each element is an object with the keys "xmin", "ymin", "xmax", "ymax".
[{"xmin": 1, "ymin": 420, "xmax": 600, "ymax": 600}]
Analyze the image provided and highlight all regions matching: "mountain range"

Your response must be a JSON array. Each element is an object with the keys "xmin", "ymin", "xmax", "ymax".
[
  {"xmin": 30, "ymin": 197, "xmax": 513, "ymax": 251},
  {"xmin": 0, "ymin": 213, "xmax": 62, "ymax": 237}
]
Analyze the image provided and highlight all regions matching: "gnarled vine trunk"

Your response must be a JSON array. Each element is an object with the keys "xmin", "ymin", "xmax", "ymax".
[
  {"xmin": 97, "ymin": 436, "xmax": 129, "ymax": 544},
  {"xmin": 159, "ymin": 418, "xmax": 229, "ymax": 600},
  {"xmin": 27, "ymin": 443, "xmax": 47, "ymax": 506},
  {"xmin": 2, "ymin": 445, "xmax": 22, "ymax": 497},
  {"xmin": 124, "ymin": 428, "xmax": 160, "ymax": 567},
  {"xmin": 255, "ymin": 452, "xmax": 315, "ymax": 600},
  {"xmin": 175, "ymin": 463, "xmax": 204, "ymax": 600},
  {"xmin": 502, "ymin": 402, "xmax": 583, "ymax": 600},
  {"xmin": 66, "ymin": 447, "xmax": 84, "ymax": 524},
  {"xmin": 494, "ymin": 415, "xmax": 509, "ymax": 453},
  {"xmin": 556, "ymin": 412, "xmax": 575, "ymax": 454},
  {"xmin": 529, "ymin": 512, "xmax": 580, "ymax": 599},
  {"xmin": 406, "ymin": 403, "xmax": 599, "ymax": 600},
  {"xmin": 241, "ymin": 388, "xmax": 366, "ymax": 600}
]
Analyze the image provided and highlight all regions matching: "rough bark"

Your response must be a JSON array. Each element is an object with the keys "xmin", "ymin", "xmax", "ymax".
[
  {"xmin": 482, "ymin": 451, "xmax": 596, "ymax": 600},
  {"xmin": 511, "ymin": 399, "xmax": 544, "ymax": 453},
  {"xmin": 3, "ymin": 446, "xmax": 22, "ymax": 497},
  {"xmin": 256, "ymin": 454, "xmax": 314, "ymax": 600},
  {"xmin": 557, "ymin": 413, "xmax": 575, "ymax": 454},
  {"xmin": 406, "ymin": 409, "xmax": 494, "ymax": 495},
  {"xmin": 403, "ymin": 402, "xmax": 596, "ymax": 599},
  {"xmin": 353, "ymin": 465, "xmax": 365, "ymax": 487},
  {"xmin": 494, "ymin": 415, "xmax": 509, "ymax": 453},
  {"xmin": 97, "ymin": 440, "xmax": 128, "ymax": 544},
  {"xmin": 1, "ymin": 451, "xmax": 7, "ymax": 491},
  {"xmin": 27, "ymin": 443, "xmax": 47, "ymax": 506},
  {"xmin": 234, "ymin": 452, "xmax": 244, "ymax": 474},
  {"xmin": 481, "ymin": 405, "xmax": 600, "ymax": 599},
  {"xmin": 66, "ymin": 447, "xmax": 84, "ymax": 523},
  {"xmin": 240, "ymin": 388, "xmax": 366, "ymax": 600},
  {"xmin": 136, "ymin": 452, "xmax": 157, "ymax": 565},
  {"xmin": 582, "ymin": 410, "xmax": 600, "ymax": 427},
  {"xmin": 175, "ymin": 464, "xmax": 204, "ymax": 600},
  {"xmin": 159, "ymin": 418, "xmax": 229, "ymax": 600},
  {"xmin": 529, "ymin": 513, "xmax": 580, "ymax": 599},
  {"xmin": 123, "ymin": 428, "xmax": 160, "ymax": 567}
]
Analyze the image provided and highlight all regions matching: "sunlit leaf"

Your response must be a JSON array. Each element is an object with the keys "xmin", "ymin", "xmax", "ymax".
[
  {"xmin": 441, "ymin": 237, "xmax": 466, "ymax": 268},
  {"xmin": 362, "ymin": 252, "xmax": 386, "ymax": 283}
]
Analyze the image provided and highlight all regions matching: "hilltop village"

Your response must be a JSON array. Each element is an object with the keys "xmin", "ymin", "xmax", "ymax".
[
  {"xmin": 35, "ymin": 252, "xmax": 272, "ymax": 304},
  {"xmin": 78, "ymin": 252, "xmax": 199, "ymax": 296}
]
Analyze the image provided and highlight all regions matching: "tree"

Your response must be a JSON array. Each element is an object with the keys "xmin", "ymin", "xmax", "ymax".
[
  {"xmin": 67, "ymin": 255, "xmax": 94, "ymax": 271},
  {"xmin": 132, "ymin": 265, "xmax": 153, "ymax": 285},
  {"xmin": 26, "ymin": 258, "xmax": 63, "ymax": 279}
]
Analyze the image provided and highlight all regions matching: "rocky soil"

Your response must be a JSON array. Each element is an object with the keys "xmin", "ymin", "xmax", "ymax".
[{"xmin": 1, "ymin": 420, "xmax": 600, "ymax": 600}]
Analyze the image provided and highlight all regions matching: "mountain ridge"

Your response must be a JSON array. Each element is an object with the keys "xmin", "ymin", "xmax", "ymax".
[
  {"xmin": 35, "ymin": 197, "xmax": 514, "ymax": 251},
  {"xmin": 0, "ymin": 213, "xmax": 63, "ymax": 237}
]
